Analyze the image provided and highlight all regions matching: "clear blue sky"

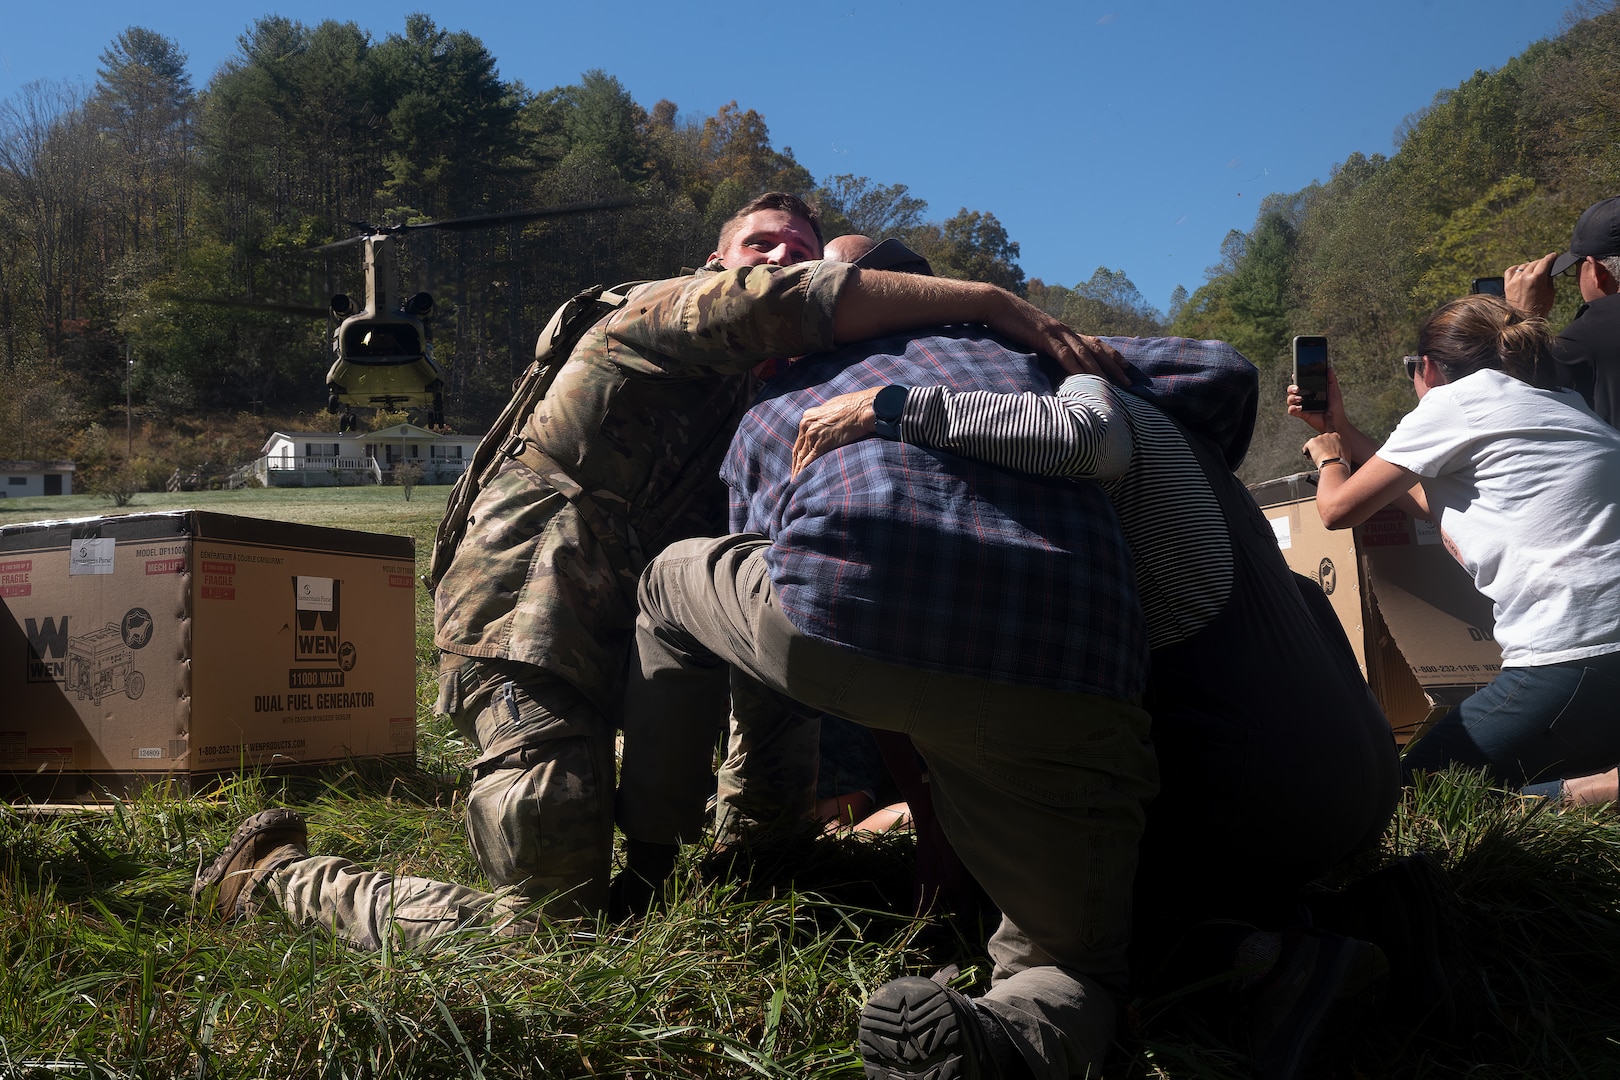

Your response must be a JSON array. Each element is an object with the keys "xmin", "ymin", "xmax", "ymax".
[{"xmin": 0, "ymin": 0, "xmax": 1575, "ymax": 313}]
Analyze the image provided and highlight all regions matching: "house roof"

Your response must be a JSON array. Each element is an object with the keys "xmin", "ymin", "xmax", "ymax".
[
  {"xmin": 0, "ymin": 460, "xmax": 76, "ymax": 472},
  {"xmin": 260, "ymin": 431, "xmax": 350, "ymax": 453},
  {"xmin": 260, "ymin": 427, "xmax": 484, "ymax": 453},
  {"xmin": 367, "ymin": 423, "xmax": 443, "ymax": 440}
]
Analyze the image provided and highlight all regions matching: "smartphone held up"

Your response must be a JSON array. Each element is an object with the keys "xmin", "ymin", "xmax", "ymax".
[{"xmin": 1292, "ymin": 335, "xmax": 1330, "ymax": 413}]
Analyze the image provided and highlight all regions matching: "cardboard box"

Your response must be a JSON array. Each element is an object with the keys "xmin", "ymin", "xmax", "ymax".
[
  {"xmin": 1250, "ymin": 474, "xmax": 1503, "ymax": 744},
  {"xmin": 0, "ymin": 511, "xmax": 417, "ymax": 800}
]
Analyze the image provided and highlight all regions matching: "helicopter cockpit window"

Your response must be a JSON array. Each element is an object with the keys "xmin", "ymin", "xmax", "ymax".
[{"xmin": 343, "ymin": 322, "xmax": 422, "ymax": 360}]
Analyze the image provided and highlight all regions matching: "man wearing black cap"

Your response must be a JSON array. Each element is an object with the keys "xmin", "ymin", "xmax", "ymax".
[{"xmin": 1505, "ymin": 195, "xmax": 1620, "ymax": 428}]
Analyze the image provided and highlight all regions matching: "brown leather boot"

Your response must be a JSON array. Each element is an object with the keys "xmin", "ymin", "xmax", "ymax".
[{"xmin": 192, "ymin": 808, "xmax": 308, "ymax": 919}]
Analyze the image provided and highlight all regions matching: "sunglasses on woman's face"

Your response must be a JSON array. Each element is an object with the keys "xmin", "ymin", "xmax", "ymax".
[{"xmin": 1403, "ymin": 355, "xmax": 1422, "ymax": 380}]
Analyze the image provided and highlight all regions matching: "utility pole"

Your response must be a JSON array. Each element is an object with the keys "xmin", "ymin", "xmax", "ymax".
[{"xmin": 125, "ymin": 345, "xmax": 134, "ymax": 462}]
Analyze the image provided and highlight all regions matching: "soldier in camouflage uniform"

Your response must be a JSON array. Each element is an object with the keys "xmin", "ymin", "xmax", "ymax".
[
  {"xmin": 431, "ymin": 193, "xmax": 838, "ymax": 921},
  {"xmin": 191, "ymin": 194, "xmax": 837, "ymax": 948}
]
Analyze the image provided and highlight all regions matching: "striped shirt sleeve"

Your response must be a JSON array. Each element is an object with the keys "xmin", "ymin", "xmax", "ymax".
[{"xmin": 900, "ymin": 376, "xmax": 1133, "ymax": 479}]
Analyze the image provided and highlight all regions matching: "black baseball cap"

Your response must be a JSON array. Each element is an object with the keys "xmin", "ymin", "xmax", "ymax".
[
  {"xmin": 1552, "ymin": 196, "xmax": 1620, "ymax": 276},
  {"xmin": 853, "ymin": 238, "xmax": 934, "ymax": 276}
]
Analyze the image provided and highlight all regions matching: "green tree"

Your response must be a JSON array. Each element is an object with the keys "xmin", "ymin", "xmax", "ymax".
[
  {"xmin": 818, "ymin": 175, "xmax": 928, "ymax": 238},
  {"xmin": 1024, "ymin": 278, "xmax": 1072, "ymax": 319},
  {"xmin": 92, "ymin": 28, "xmax": 195, "ymax": 257},
  {"xmin": 553, "ymin": 70, "xmax": 647, "ymax": 182},
  {"xmin": 1062, "ymin": 267, "xmax": 1164, "ymax": 336},
  {"xmin": 369, "ymin": 14, "xmax": 524, "ymax": 215},
  {"xmin": 0, "ymin": 82, "xmax": 98, "ymax": 361},
  {"xmin": 1223, "ymin": 210, "xmax": 1297, "ymax": 367},
  {"xmin": 0, "ymin": 354, "xmax": 84, "ymax": 460},
  {"xmin": 1167, "ymin": 284, "xmax": 1189, "ymax": 322},
  {"xmin": 1410, "ymin": 174, "xmax": 1570, "ymax": 315},
  {"xmin": 908, "ymin": 209, "xmax": 1025, "ymax": 294}
]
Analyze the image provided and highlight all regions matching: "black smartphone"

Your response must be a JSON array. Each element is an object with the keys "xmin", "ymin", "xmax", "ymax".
[
  {"xmin": 1471, "ymin": 276, "xmax": 1506, "ymax": 296},
  {"xmin": 1292, "ymin": 336, "xmax": 1330, "ymax": 413}
]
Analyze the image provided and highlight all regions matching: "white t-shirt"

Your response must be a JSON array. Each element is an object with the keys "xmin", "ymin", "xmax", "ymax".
[{"xmin": 1379, "ymin": 368, "xmax": 1620, "ymax": 666}]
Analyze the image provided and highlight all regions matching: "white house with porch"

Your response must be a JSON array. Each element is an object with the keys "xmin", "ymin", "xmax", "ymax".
[
  {"xmin": 236, "ymin": 424, "xmax": 483, "ymax": 488},
  {"xmin": 0, "ymin": 460, "xmax": 75, "ymax": 497}
]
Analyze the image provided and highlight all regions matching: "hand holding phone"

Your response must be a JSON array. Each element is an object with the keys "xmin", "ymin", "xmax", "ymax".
[
  {"xmin": 1504, "ymin": 254, "xmax": 1559, "ymax": 318},
  {"xmin": 1292, "ymin": 336, "xmax": 1330, "ymax": 413}
]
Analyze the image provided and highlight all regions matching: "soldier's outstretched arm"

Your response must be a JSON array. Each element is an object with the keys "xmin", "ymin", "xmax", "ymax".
[{"xmin": 604, "ymin": 262, "xmax": 855, "ymax": 373}]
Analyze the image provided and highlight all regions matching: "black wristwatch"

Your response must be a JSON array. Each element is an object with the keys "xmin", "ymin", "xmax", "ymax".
[{"xmin": 873, "ymin": 384, "xmax": 909, "ymax": 441}]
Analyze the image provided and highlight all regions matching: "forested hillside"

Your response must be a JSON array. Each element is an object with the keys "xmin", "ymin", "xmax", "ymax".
[
  {"xmin": 2, "ymin": 5, "xmax": 1618, "ymax": 490},
  {"xmin": 1171, "ymin": 2, "xmax": 1620, "ymax": 479}
]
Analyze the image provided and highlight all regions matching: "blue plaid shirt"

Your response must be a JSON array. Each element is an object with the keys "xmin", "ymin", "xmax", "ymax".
[{"xmin": 722, "ymin": 328, "xmax": 1147, "ymax": 701}]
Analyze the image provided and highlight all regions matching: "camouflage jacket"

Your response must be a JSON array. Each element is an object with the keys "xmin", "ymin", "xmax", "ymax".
[{"xmin": 434, "ymin": 260, "xmax": 854, "ymax": 715}]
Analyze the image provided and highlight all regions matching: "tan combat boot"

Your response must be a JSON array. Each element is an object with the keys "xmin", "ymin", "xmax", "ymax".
[{"xmin": 192, "ymin": 808, "xmax": 308, "ymax": 919}]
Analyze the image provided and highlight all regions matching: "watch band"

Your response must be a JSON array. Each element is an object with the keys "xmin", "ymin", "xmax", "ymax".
[{"xmin": 873, "ymin": 384, "xmax": 908, "ymax": 441}]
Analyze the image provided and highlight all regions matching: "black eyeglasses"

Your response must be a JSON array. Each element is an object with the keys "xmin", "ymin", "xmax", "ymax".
[{"xmin": 1402, "ymin": 355, "xmax": 1422, "ymax": 380}]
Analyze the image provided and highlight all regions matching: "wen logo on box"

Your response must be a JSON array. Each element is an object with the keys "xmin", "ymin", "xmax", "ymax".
[{"xmin": 292, "ymin": 577, "xmax": 353, "ymax": 668}]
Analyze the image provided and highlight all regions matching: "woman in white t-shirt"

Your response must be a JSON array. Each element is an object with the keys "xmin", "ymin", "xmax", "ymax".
[{"xmin": 1290, "ymin": 294, "xmax": 1620, "ymax": 787}]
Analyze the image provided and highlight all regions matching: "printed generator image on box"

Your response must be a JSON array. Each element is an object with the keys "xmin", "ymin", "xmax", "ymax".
[{"xmin": 0, "ymin": 510, "xmax": 417, "ymax": 800}]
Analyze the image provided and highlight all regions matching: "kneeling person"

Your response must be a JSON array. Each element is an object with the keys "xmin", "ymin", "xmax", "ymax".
[{"xmin": 617, "ymin": 327, "xmax": 1155, "ymax": 1079}]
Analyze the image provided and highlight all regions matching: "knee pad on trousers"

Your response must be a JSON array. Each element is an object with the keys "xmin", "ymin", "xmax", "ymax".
[{"xmin": 463, "ymin": 736, "xmax": 613, "ymax": 914}]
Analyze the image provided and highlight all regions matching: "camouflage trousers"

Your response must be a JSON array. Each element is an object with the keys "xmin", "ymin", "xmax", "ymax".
[
  {"xmin": 438, "ymin": 656, "xmax": 616, "ymax": 917},
  {"xmin": 617, "ymin": 535, "xmax": 1158, "ymax": 1080},
  {"xmin": 266, "ymin": 855, "xmax": 541, "ymax": 952}
]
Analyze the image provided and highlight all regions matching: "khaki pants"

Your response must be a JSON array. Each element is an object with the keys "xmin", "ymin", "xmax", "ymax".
[
  {"xmin": 617, "ymin": 535, "xmax": 1158, "ymax": 1079},
  {"xmin": 267, "ymin": 856, "xmax": 539, "ymax": 952}
]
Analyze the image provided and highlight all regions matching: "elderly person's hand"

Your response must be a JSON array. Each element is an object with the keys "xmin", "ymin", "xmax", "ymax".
[
  {"xmin": 1505, "ymin": 252, "xmax": 1559, "ymax": 319},
  {"xmin": 792, "ymin": 388, "xmax": 880, "ymax": 478}
]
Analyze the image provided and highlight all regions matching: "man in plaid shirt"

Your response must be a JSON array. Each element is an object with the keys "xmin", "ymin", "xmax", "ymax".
[{"xmin": 617, "ymin": 324, "xmax": 1157, "ymax": 1080}]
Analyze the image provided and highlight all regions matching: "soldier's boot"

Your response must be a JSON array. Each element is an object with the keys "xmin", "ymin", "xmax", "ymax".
[
  {"xmin": 858, "ymin": 976, "xmax": 1025, "ymax": 1080},
  {"xmin": 192, "ymin": 808, "xmax": 308, "ymax": 920}
]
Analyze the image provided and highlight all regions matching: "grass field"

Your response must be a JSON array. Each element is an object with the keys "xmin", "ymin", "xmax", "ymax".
[
  {"xmin": 4, "ymin": 488, "xmax": 1620, "ymax": 1078},
  {"xmin": 0, "ymin": 485, "xmax": 457, "ymax": 531}
]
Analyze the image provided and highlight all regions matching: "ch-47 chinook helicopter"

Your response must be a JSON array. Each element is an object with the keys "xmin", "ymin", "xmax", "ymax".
[
  {"xmin": 275, "ymin": 198, "xmax": 636, "ymax": 431},
  {"xmin": 317, "ymin": 226, "xmax": 442, "ymax": 429}
]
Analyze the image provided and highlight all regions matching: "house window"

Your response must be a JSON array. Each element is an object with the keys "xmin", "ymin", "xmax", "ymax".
[
  {"xmin": 304, "ymin": 443, "xmax": 340, "ymax": 457},
  {"xmin": 7, "ymin": 477, "xmax": 26, "ymax": 486}
]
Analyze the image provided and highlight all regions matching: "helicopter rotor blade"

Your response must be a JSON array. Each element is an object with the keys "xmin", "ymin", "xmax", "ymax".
[
  {"xmin": 307, "ymin": 197, "xmax": 640, "ymax": 252},
  {"xmin": 398, "ymin": 196, "xmax": 640, "ymax": 234},
  {"xmin": 308, "ymin": 219, "xmax": 383, "ymax": 252},
  {"xmin": 311, "ymin": 235, "xmax": 367, "ymax": 253},
  {"xmin": 187, "ymin": 296, "xmax": 332, "ymax": 318}
]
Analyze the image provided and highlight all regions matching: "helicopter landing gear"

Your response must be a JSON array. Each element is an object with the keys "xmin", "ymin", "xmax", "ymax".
[
  {"xmin": 428, "ymin": 392, "xmax": 446, "ymax": 429},
  {"xmin": 337, "ymin": 411, "xmax": 359, "ymax": 433}
]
